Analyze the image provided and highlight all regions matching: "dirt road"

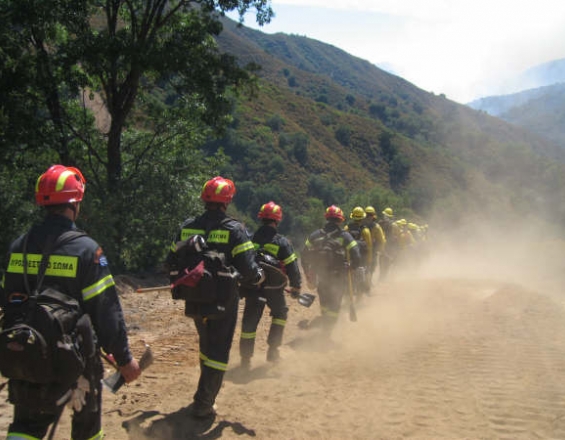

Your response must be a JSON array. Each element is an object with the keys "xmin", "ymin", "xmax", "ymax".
[{"xmin": 3, "ymin": 244, "xmax": 565, "ymax": 439}]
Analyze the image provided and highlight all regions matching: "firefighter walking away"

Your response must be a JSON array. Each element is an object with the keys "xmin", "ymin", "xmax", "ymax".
[
  {"xmin": 165, "ymin": 176, "xmax": 264, "ymax": 418},
  {"xmin": 239, "ymin": 201, "xmax": 302, "ymax": 369},
  {"xmin": 301, "ymin": 205, "xmax": 364, "ymax": 340}
]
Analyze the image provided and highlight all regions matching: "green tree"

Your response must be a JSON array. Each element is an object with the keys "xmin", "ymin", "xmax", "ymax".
[
  {"xmin": 308, "ymin": 175, "xmax": 347, "ymax": 206},
  {"xmin": 292, "ymin": 197, "xmax": 325, "ymax": 241},
  {"xmin": 379, "ymin": 130, "xmax": 396, "ymax": 163},
  {"xmin": 292, "ymin": 133, "xmax": 309, "ymax": 163},
  {"xmin": 335, "ymin": 124, "xmax": 351, "ymax": 147},
  {"xmin": 0, "ymin": 0, "xmax": 274, "ymax": 270},
  {"xmin": 389, "ymin": 155, "xmax": 411, "ymax": 191},
  {"xmin": 266, "ymin": 113, "xmax": 285, "ymax": 131}
]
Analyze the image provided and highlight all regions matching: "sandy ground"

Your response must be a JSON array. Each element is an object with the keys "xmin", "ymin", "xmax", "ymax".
[{"xmin": 2, "ymin": 238, "xmax": 565, "ymax": 439}]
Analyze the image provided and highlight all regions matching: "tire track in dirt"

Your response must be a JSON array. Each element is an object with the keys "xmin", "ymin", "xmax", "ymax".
[
  {"xmin": 254, "ymin": 278, "xmax": 565, "ymax": 439},
  {"xmin": 463, "ymin": 286, "xmax": 565, "ymax": 440}
]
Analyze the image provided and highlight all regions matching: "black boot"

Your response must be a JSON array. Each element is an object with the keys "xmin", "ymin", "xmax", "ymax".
[
  {"xmin": 192, "ymin": 366, "xmax": 224, "ymax": 418},
  {"xmin": 239, "ymin": 337, "xmax": 255, "ymax": 370},
  {"xmin": 266, "ymin": 323, "xmax": 284, "ymax": 362},
  {"xmin": 266, "ymin": 346, "xmax": 280, "ymax": 362},
  {"xmin": 267, "ymin": 322, "xmax": 284, "ymax": 347}
]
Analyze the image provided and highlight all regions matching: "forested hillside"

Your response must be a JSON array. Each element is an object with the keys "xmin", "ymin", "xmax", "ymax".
[
  {"xmin": 211, "ymin": 19, "xmax": 565, "ymax": 237},
  {"xmin": 468, "ymin": 83, "xmax": 565, "ymax": 150}
]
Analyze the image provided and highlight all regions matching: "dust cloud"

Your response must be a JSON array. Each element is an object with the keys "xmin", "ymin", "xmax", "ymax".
[
  {"xmin": 423, "ymin": 215, "xmax": 565, "ymax": 296},
  {"xmin": 3, "ymin": 215, "xmax": 565, "ymax": 439},
  {"xmin": 254, "ymin": 214, "xmax": 565, "ymax": 439}
]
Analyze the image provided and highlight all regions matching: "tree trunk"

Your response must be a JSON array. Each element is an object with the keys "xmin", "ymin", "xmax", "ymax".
[{"xmin": 107, "ymin": 118, "xmax": 123, "ymax": 192}]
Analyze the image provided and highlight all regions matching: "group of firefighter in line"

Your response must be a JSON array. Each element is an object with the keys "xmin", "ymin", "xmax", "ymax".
[
  {"xmin": 241, "ymin": 202, "xmax": 430, "ymax": 366},
  {"xmin": 1, "ymin": 168, "xmax": 431, "ymax": 439},
  {"xmin": 166, "ymin": 176, "xmax": 430, "ymax": 419}
]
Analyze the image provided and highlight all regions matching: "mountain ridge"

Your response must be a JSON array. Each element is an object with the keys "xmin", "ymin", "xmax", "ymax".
[{"xmin": 211, "ymin": 18, "xmax": 565, "ymax": 233}]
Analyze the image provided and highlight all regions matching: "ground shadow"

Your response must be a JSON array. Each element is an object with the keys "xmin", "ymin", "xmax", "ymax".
[
  {"xmin": 122, "ymin": 405, "xmax": 256, "ymax": 439},
  {"xmin": 225, "ymin": 363, "xmax": 281, "ymax": 385},
  {"xmin": 287, "ymin": 332, "xmax": 341, "ymax": 353}
]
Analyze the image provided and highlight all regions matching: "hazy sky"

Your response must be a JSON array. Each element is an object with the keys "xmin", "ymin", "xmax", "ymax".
[{"xmin": 235, "ymin": 0, "xmax": 565, "ymax": 103}]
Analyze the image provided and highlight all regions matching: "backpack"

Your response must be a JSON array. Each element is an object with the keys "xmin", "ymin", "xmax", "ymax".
[
  {"xmin": 379, "ymin": 217, "xmax": 393, "ymax": 237},
  {"xmin": 307, "ymin": 229, "xmax": 346, "ymax": 274},
  {"xmin": 168, "ymin": 220, "xmax": 239, "ymax": 319},
  {"xmin": 239, "ymin": 248, "xmax": 288, "ymax": 294},
  {"xmin": 0, "ymin": 230, "xmax": 94, "ymax": 410},
  {"xmin": 346, "ymin": 223, "xmax": 369, "ymax": 258}
]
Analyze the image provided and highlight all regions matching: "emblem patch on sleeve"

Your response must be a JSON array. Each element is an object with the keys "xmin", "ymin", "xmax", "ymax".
[{"xmin": 94, "ymin": 247, "xmax": 108, "ymax": 266}]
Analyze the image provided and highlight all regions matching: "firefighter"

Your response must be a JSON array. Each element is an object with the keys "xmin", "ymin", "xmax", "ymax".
[
  {"xmin": 344, "ymin": 206, "xmax": 373, "ymax": 296},
  {"xmin": 396, "ymin": 219, "xmax": 416, "ymax": 248},
  {"xmin": 363, "ymin": 206, "xmax": 386, "ymax": 286},
  {"xmin": 301, "ymin": 205, "xmax": 363, "ymax": 336},
  {"xmin": 1, "ymin": 165, "xmax": 141, "ymax": 440},
  {"xmin": 166, "ymin": 176, "xmax": 264, "ymax": 418},
  {"xmin": 239, "ymin": 201, "xmax": 302, "ymax": 369},
  {"xmin": 407, "ymin": 222, "xmax": 424, "ymax": 269},
  {"xmin": 378, "ymin": 207, "xmax": 401, "ymax": 282},
  {"xmin": 394, "ymin": 218, "xmax": 416, "ymax": 272},
  {"xmin": 407, "ymin": 222, "xmax": 421, "ymax": 242}
]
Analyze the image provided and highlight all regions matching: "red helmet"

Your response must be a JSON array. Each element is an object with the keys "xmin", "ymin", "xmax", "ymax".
[
  {"xmin": 35, "ymin": 165, "xmax": 86, "ymax": 206},
  {"xmin": 258, "ymin": 201, "xmax": 283, "ymax": 222},
  {"xmin": 201, "ymin": 176, "xmax": 236, "ymax": 204},
  {"xmin": 324, "ymin": 205, "xmax": 345, "ymax": 222}
]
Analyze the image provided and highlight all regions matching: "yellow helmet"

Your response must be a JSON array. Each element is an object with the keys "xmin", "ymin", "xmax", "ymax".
[
  {"xmin": 382, "ymin": 207, "xmax": 393, "ymax": 217},
  {"xmin": 396, "ymin": 218, "xmax": 407, "ymax": 227},
  {"xmin": 350, "ymin": 206, "xmax": 366, "ymax": 220},
  {"xmin": 407, "ymin": 222, "xmax": 419, "ymax": 230},
  {"xmin": 365, "ymin": 206, "xmax": 376, "ymax": 216}
]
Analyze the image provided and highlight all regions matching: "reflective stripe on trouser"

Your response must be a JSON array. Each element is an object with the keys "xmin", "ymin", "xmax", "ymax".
[
  {"xmin": 81, "ymin": 430, "xmax": 104, "ymax": 440},
  {"xmin": 240, "ymin": 292, "xmax": 266, "ymax": 359},
  {"xmin": 239, "ymin": 337, "xmax": 255, "ymax": 360},
  {"xmin": 317, "ymin": 274, "xmax": 345, "ymax": 333},
  {"xmin": 267, "ymin": 321, "xmax": 285, "ymax": 348},
  {"xmin": 193, "ymin": 363, "xmax": 225, "ymax": 409},
  {"xmin": 7, "ymin": 434, "xmax": 41, "ymax": 440},
  {"xmin": 266, "ymin": 290, "xmax": 288, "ymax": 348},
  {"xmin": 194, "ymin": 295, "xmax": 238, "ymax": 371},
  {"xmin": 8, "ymin": 357, "xmax": 103, "ymax": 440}
]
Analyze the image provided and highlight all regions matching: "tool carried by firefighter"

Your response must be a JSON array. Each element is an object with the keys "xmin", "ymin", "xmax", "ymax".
[
  {"xmin": 346, "ymin": 253, "xmax": 358, "ymax": 322},
  {"xmin": 136, "ymin": 284, "xmax": 315, "ymax": 308},
  {"xmin": 101, "ymin": 345, "xmax": 153, "ymax": 393},
  {"xmin": 285, "ymin": 288, "xmax": 316, "ymax": 307}
]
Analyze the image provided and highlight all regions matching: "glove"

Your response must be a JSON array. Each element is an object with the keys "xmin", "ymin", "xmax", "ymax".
[
  {"xmin": 67, "ymin": 375, "xmax": 90, "ymax": 412},
  {"xmin": 289, "ymin": 287, "xmax": 301, "ymax": 299}
]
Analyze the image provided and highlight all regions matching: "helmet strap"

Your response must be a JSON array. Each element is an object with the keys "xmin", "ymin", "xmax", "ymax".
[
  {"xmin": 205, "ymin": 202, "xmax": 227, "ymax": 211},
  {"xmin": 66, "ymin": 202, "xmax": 80, "ymax": 221}
]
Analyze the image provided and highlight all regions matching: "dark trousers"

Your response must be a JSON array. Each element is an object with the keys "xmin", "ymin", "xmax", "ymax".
[
  {"xmin": 192, "ymin": 297, "xmax": 238, "ymax": 407},
  {"xmin": 369, "ymin": 251, "xmax": 379, "ymax": 278},
  {"xmin": 317, "ymin": 271, "xmax": 346, "ymax": 333},
  {"xmin": 379, "ymin": 246, "xmax": 398, "ymax": 282},
  {"xmin": 7, "ymin": 357, "xmax": 103, "ymax": 440},
  {"xmin": 239, "ymin": 288, "xmax": 288, "ymax": 359}
]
